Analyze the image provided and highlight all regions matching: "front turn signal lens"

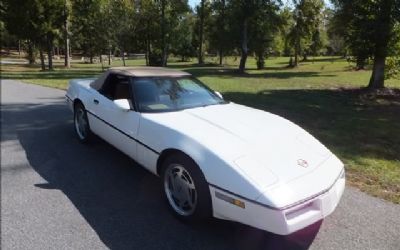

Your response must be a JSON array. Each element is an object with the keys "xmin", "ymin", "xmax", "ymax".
[{"xmin": 215, "ymin": 191, "xmax": 246, "ymax": 209}]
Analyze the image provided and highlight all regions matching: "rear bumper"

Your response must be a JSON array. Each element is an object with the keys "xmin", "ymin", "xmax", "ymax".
[{"xmin": 210, "ymin": 169, "xmax": 345, "ymax": 235}]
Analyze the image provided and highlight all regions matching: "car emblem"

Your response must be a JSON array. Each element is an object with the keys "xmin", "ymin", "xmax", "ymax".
[{"xmin": 297, "ymin": 159, "xmax": 309, "ymax": 168}]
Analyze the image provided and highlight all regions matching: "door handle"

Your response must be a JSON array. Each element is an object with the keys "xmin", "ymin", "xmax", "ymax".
[{"xmin": 93, "ymin": 99, "xmax": 99, "ymax": 105}]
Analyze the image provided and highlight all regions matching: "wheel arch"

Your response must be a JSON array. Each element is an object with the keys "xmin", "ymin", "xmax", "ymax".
[
  {"xmin": 156, "ymin": 148, "xmax": 198, "ymax": 176},
  {"xmin": 73, "ymin": 98, "xmax": 84, "ymax": 110}
]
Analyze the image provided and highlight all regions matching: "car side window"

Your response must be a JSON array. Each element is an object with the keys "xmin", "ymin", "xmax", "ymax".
[{"xmin": 100, "ymin": 74, "xmax": 131, "ymax": 101}]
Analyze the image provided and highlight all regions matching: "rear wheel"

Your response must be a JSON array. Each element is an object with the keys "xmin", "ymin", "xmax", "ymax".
[
  {"xmin": 74, "ymin": 103, "xmax": 92, "ymax": 143},
  {"xmin": 161, "ymin": 153, "xmax": 212, "ymax": 221}
]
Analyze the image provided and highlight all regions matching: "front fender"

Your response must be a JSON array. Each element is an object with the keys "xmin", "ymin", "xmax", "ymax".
[{"xmin": 137, "ymin": 115, "xmax": 265, "ymax": 201}]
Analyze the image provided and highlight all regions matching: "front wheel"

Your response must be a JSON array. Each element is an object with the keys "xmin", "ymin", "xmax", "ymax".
[
  {"xmin": 74, "ymin": 103, "xmax": 92, "ymax": 143},
  {"xmin": 161, "ymin": 153, "xmax": 212, "ymax": 222}
]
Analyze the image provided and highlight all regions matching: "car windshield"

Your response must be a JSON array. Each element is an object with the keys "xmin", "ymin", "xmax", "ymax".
[{"xmin": 132, "ymin": 77, "xmax": 227, "ymax": 112}]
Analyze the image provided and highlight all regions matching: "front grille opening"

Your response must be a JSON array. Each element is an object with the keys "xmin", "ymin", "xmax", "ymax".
[{"xmin": 285, "ymin": 201, "xmax": 317, "ymax": 220}]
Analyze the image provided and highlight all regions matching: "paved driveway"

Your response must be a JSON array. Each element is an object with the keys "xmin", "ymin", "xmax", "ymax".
[{"xmin": 1, "ymin": 80, "xmax": 400, "ymax": 250}]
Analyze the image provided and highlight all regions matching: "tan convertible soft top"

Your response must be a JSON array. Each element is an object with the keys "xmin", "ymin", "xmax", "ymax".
[{"xmin": 90, "ymin": 66, "xmax": 191, "ymax": 90}]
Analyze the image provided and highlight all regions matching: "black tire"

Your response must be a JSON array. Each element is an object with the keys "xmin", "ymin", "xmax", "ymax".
[
  {"xmin": 161, "ymin": 153, "xmax": 212, "ymax": 222},
  {"xmin": 73, "ymin": 102, "xmax": 92, "ymax": 143}
]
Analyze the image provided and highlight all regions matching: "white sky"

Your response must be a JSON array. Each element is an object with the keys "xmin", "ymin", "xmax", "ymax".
[{"xmin": 188, "ymin": 0, "xmax": 199, "ymax": 8}]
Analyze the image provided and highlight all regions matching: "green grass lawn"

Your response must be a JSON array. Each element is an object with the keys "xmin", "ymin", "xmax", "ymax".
[{"xmin": 2, "ymin": 56, "xmax": 400, "ymax": 203}]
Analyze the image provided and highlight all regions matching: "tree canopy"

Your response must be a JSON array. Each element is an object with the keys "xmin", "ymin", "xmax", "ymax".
[
  {"xmin": 332, "ymin": 0, "xmax": 400, "ymax": 88},
  {"xmin": 2, "ymin": 0, "xmax": 399, "ymax": 88}
]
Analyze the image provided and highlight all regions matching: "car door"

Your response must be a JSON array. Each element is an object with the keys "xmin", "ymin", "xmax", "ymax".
[{"xmin": 89, "ymin": 74, "xmax": 141, "ymax": 160}]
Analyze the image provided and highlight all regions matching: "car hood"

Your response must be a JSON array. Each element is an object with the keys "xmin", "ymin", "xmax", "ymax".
[{"xmin": 146, "ymin": 102, "xmax": 343, "ymax": 207}]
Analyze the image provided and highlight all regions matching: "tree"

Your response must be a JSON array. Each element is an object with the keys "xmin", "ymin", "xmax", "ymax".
[
  {"xmin": 326, "ymin": 8, "xmax": 346, "ymax": 56},
  {"xmin": 2, "ymin": 0, "xmax": 39, "ymax": 64},
  {"xmin": 106, "ymin": 0, "xmax": 137, "ymax": 66},
  {"xmin": 288, "ymin": 0, "xmax": 324, "ymax": 67},
  {"xmin": 278, "ymin": 7, "xmax": 295, "ymax": 57},
  {"xmin": 193, "ymin": 0, "xmax": 212, "ymax": 64},
  {"xmin": 227, "ymin": 0, "xmax": 282, "ymax": 73},
  {"xmin": 135, "ymin": 0, "xmax": 188, "ymax": 66},
  {"xmin": 209, "ymin": 0, "xmax": 230, "ymax": 65},
  {"xmin": 248, "ymin": 1, "xmax": 282, "ymax": 69},
  {"xmin": 228, "ymin": 0, "xmax": 254, "ymax": 73},
  {"xmin": 160, "ymin": 0, "xmax": 167, "ymax": 66},
  {"xmin": 331, "ymin": 1, "xmax": 373, "ymax": 69},
  {"xmin": 170, "ymin": 13, "xmax": 196, "ymax": 61},
  {"xmin": 71, "ymin": 0, "xmax": 106, "ymax": 63},
  {"xmin": 196, "ymin": 0, "xmax": 208, "ymax": 64},
  {"xmin": 156, "ymin": 0, "xmax": 189, "ymax": 66},
  {"xmin": 63, "ymin": 0, "xmax": 71, "ymax": 68},
  {"xmin": 3, "ymin": 0, "xmax": 64, "ymax": 70},
  {"xmin": 309, "ymin": 28, "xmax": 326, "ymax": 57},
  {"xmin": 35, "ymin": 0, "xmax": 65, "ymax": 70},
  {"xmin": 0, "ymin": 1, "xmax": 18, "ymax": 55},
  {"xmin": 134, "ymin": 0, "xmax": 159, "ymax": 66},
  {"xmin": 333, "ymin": 0, "xmax": 400, "ymax": 88}
]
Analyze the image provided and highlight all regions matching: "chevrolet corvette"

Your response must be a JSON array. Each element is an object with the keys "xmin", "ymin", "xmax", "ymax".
[{"xmin": 65, "ymin": 67, "xmax": 345, "ymax": 235}]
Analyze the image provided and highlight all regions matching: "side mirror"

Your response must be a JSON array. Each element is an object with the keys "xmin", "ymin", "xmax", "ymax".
[
  {"xmin": 114, "ymin": 99, "xmax": 131, "ymax": 111},
  {"xmin": 215, "ymin": 91, "xmax": 223, "ymax": 99}
]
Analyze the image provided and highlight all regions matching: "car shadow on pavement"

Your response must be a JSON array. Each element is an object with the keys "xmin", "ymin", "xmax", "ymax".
[{"xmin": 2, "ymin": 102, "xmax": 321, "ymax": 250}]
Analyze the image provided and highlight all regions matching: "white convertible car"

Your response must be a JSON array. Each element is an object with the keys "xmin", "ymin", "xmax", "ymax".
[{"xmin": 66, "ymin": 67, "xmax": 345, "ymax": 235}]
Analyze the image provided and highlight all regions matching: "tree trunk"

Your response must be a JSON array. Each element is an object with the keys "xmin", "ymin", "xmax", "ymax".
[
  {"xmin": 145, "ymin": 40, "xmax": 150, "ymax": 66},
  {"xmin": 198, "ymin": 0, "xmax": 205, "ymax": 65},
  {"xmin": 356, "ymin": 56, "xmax": 366, "ymax": 70},
  {"xmin": 64, "ymin": 36, "xmax": 70, "ymax": 68},
  {"xmin": 39, "ymin": 47, "xmax": 46, "ymax": 71},
  {"xmin": 63, "ymin": 0, "xmax": 71, "ymax": 67},
  {"xmin": 47, "ymin": 36, "xmax": 53, "ymax": 70},
  {"xmin": 121, "ymin": 48, "xmax": 126, "ymax": 66},
  {"xmin": 294, "ymin": 36, "xmax": 300, "ymax": 67},
  {"xmin": 256, "ymin": 52, "xmax": 264, "ymax": 70},
  {"xmin": 18, "ymin": 40, "xmax": 21, "ymax": 58},
  {"xmin": 145, "ymin": 21, "xmax": 150, "ymax": 66},
  {"xmin": 367, "ymin": 0, "xmax": 392, "ymax": 89},
  {"xmin": 219, "ymin": 48, "xmax": 223, "ymax": 65},
  {"xmin": 90, "ymin": 54, "xmax": 93, "ymax": 64},
  {"xmin": 238, "ymin": 19, "xmax": 248, "ymax": 73},
  {"xmin": 289, "ymin": 56, "xmax": 294, "ymax": 67},
  {"xmin": 108, "ymin": 49, "xmax": 112, "ymax": 65},
  {"xmin": 161, "ymin": 0, "xmax": 167, "ymax": 66},
  {"xmin": 100, "ymin": 54, "xmax": 104, "ymax": 71},
  {"xmin": 27, "ymin": 41, "xmax": 35, "ymax": 64},
  {"xmin": 368, "ymin": 55, "xmax": 386, "ymax": 89},
  {"xmin": 218, "ymin": 0, "xmax": 225, "ymax": 66}
]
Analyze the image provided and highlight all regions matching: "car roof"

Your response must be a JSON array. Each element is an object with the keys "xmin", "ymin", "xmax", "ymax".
[
  {"xmin": 90, "ymin": 67, "xmax": 191, "ymax": 90},
  {"xmin": 108, "ymin": 66, "xmax": 191, "ymax": 77}
]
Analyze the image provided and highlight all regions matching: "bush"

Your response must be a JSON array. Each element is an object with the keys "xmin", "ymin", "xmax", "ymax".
[{"xmin": 385, "ymin": 57, "xmax": 400, "ymax": 80}]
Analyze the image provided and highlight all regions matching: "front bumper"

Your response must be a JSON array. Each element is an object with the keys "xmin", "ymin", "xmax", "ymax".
[
  {"xmin": 210, "ymin": 169, "xmax": 345, "ymax": 235},
  {"xmin": 65, "ymin": 95, "xmax": 74, "ymax": 111}
]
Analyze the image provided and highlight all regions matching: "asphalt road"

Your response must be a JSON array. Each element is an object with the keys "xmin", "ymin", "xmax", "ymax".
[{"xmin": 1, "ymin": 79, "xmax": 400, "ymax": 250}]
